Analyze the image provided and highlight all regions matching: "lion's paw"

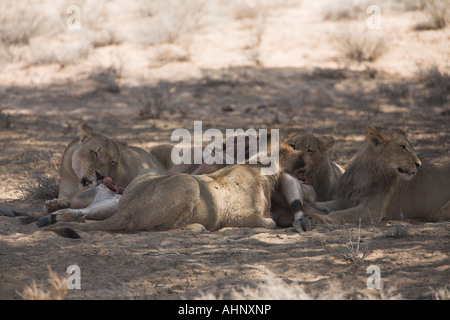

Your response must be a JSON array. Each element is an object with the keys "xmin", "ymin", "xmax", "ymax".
[
  {"xmin": 293, "ymin": 217, "xmax": 311, "ymax": 233},
  {"xmin": 44, "ymin": 199, "xmax": 70, "ymax": 213}
]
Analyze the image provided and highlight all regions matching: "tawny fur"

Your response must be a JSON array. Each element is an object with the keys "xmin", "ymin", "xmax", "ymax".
[
  {"xmin": 44, "ymin": 143, "xmax": 310, "ymax": 233},
  {"xmin": 45, "ymin": 123, "xmax": 174, "ymax": 213},
  {"xmin": 281, "ymin": 130, "xmax": 344, "ymax": 201},
  {"xmin": 308, "ymin": 126, "xmax": 450, "ymax": 225}
]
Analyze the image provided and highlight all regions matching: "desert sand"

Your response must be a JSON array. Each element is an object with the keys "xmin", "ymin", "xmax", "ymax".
[{"xmin": 0, "ymin": 0, "xmax": 448, "ymax": 300}]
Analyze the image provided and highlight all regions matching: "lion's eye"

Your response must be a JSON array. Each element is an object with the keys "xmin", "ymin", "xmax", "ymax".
[
  {"xmin": 110, "ymin": 160, "xmax": 118, "ymax": 167},
  {"xmin": 288, "ymin": 144, "xmax": 295, "ymax": 150},
  {"xmin": 91, "ymin": 150, "xmax": 98, "ymax": 158},
  {"xmin": 400, "ymin": 145, "xmax": 407, "ymax": 151}
]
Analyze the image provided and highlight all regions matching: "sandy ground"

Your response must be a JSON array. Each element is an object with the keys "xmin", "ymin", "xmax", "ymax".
[{"xmin": 0, "ymin": 1, "xmax": 449, "ymax": 300}]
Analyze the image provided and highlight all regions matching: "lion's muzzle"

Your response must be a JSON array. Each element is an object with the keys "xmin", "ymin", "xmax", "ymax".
[{"xmin": 81, "ymin": 170, "xmax": 105, "ymax": 187}]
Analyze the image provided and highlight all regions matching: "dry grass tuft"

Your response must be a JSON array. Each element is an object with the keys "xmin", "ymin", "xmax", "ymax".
[
  {"xmin": 19, "ymin": 153, "xmax": 60, "ymax": 200},
  {"xmin": 0, "ymin": 109, "xmax": 11, "ymax": 129},
  {"xmin": 140, "ymin": 0, "xmax": 209, "ymax": 45},
  {"xmin": 414, "ymin": 0, "xmax": 449, "ymax": 30},
  {"xmin": 325, "ymin": 220, "xmax": 370, "ymax": 273},
  {"xmin": 321, "ymin": 0, "xmax": 373, "ymax": 21},
  {"xmin": 381, "ymin": 224, "xmax": 409, "ymax": 239},
  {"xmin": 0, "ymin": 1, "xmax": 56, "ymax": 46},
  {"xmin": 18, "ymin": 266, "xmax": 67, "ymax": 300},
  {"xmin": 333, "ymin": 27, "xmax": 388, "ymax": 63},
  {"xmin": 19, "ymin": 175, "xmax": 59, "ymax": 200},
  {"xmin": 417, "ymin": 64, "xmax": 450, "ymax": 104},
  {"xmin": 194, "ymin": 278, "xmax": 348, "ymax": 300},
  {"xmin": 193, "ymin": 277, "xmax": 408, "ymax": 300},
  {"xmin": 137, "ymin": 81, "xmax": 174, "ymax": 119},
  {"xmin": 431, "ymin": 285, "xmax": 450, "ymax": 300}
]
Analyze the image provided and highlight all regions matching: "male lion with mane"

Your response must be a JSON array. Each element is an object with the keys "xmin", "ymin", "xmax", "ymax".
[
  {"xmin": 42, "ymin": 141, "xmax": 314, "ymax": 236},
  {"xmin": 44, "ymin": 123, "xmax": 174, "ymax": 213},
  {"xmin": 309, "ymin": 126, "xmax": 450, "ymax": 225}
]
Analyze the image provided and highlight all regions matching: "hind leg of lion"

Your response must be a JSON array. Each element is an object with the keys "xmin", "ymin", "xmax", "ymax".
[
  {"xmin": 120, "ymin": 174, "xmax": 201, "ymax": 231},
  {"xmin": 435, "ymin": 200, "xmax": 450, "ymax": 221}
]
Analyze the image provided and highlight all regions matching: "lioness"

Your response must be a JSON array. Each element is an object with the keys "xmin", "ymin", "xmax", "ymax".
[
  {"xmin": 42, "ymin": 142, "xmax": 314, "ymax": 235},
  {"xmin": 281, "ymin": 130, "xmax": 345, "ymax": 201},
  {"xmin": 309, "ymin": 126, "xmax": 450, "ymax": 225},
  {"xmin": 45, "ymin": 123, "xmax": 174, "ymax": 213}
]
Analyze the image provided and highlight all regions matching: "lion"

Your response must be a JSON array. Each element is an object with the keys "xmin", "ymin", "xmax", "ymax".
[
  {"xmin": 44, "ymin": 123, "xmax": 174, "ymax": 213},
  {"xmin": 308, "ymin": 126, "xmax": 450, "ymax": 225},
  {"xmin": 41, "ymin": 142, "xmax": 315, "ymax": 236},
  {"xmin": 281, "ymin": 130, "xmax": 345, "ymax": 201}
]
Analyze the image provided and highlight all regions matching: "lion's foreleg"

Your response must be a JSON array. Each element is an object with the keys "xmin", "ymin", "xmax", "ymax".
[
  {"xmin": 44, "ymin": 185, "xmax": 95, "ymax": 213},
  {"xmin": 318, "ymin": 206, "xmax": 376, "ymax": 225},
  {"xmin": 280, "ymin": 172, "xmax": 311, "ymax": 232}
]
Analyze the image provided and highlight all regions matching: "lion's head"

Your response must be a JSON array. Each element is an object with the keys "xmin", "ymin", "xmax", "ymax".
[
  {"xmin": 285, "ymin": 134, "xmax": 334, "ymax": 176},
  {"xmin": 279, "ymin": 143, "xmax": 308, "ymax": 181},
  {"xmin": 71, "ymin": 123, "xmax": 123, "ymax": 187},
  {"xmin": 365, "ymin": 125, "xmax": 421, "ymax": 181}
]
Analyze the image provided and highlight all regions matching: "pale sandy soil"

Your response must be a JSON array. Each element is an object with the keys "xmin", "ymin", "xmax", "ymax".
[{"xmin": 0, "ymin": 0, "xmax": 448, "ymax": 300}]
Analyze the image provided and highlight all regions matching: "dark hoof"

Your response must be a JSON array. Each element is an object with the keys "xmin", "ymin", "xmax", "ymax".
[
  {"xmin": 293, "ymin": 217, "xmax": 311, "ymax": 233},
  {"xmin": 0, "ymin": 209, "xmax": 15, "ymax": 217},
  {"xmin": 37, "ymin": 215, "xmax": 56, "ymax": 228}
]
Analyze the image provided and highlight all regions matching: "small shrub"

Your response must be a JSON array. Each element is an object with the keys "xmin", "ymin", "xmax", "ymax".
[
  {"xmin": 382, "ymin": 224, "xmax": 409, "ymax": 239},
  {"xmin": 414, "ymin": 0, "xmax": 449, "ymax": 30},
  {"xmin": 137, "ymin": 81, "xmax": 173, "ymax": 119},
  {"xmin": 140, "ymin": 0, "xmax": 208, "ymax": 45},
  {"xmin": 321, "ymin": 0, "xmax": 372, "ymax": 21},
  {"xmin": 325, "ymin": 221, "xmax": 370, "ymax": 273},
  {"xmin": 0, "ymin": 1, "xmax": 52, "ymax": 45},
  {"xmin": 19, "ymin": 175, "xmax": 59, "ymax": 200},
  {"xmin": 0, "ymin": 109, "xmax": 11, "ymax": 129},
  {"xmin": 333, "ymin": 28, "xmax": 388, "ymax": 62},
  {"xmin": 18, "ymin": 266, "xmax": 67, "ymax": 300},
  {"xmin": 417, "ymin": 65, "xmax": 450, "ymax": 104},
  {"xmin": 29, "ymin": 39, "xmax": 92, "ymax": 68}
]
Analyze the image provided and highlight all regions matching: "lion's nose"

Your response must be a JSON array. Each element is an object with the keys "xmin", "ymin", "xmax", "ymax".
[{"xmin": 415, "ymin": 160, "xmax": 421, "ymax": 168}]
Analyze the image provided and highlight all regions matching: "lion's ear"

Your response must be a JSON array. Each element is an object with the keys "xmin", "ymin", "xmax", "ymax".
[
  {"xmin": 114, "ymin": 140, "xmax": 128, "ymax": 150},
  {"xmin": 78, "ymin": 122, "xmax": 95, "ymax": 144},
  {"xmin": 319, "ymin": 136, "xmax": 334, "ymax": 151},
  {"xmin": 365, "ymin": 125, "xmax": 388, "ymax": 147}
]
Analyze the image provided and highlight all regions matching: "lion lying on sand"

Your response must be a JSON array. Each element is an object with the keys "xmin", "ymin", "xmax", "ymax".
[
  {"xmin": 41, "ymin": 141, "xmax": 315, "ymax": 236},
  {"xmin": 309, "ymin": 126, "xmax": 450, "ymax": 225},
  {"xmin": 44, "ymin": 123, "xmax": 173, "ymax": 213}
]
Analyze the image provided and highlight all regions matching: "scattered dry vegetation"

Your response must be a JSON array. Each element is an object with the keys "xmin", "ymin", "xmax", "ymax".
[
  {"xmin": 193, "ymin": 277, "xmax": 407, "ymax": 300},
  {"xmin": 324, "ymin": 221, "xmax": 370, "ymax": 274},
  {"xmin": 333, "ymin": 27, "xmax": 389, "ymax": 63},
  {"xmin": 18, "ymin": 153, "xmax": 60, "ymax": 200},
  {"xmin": 18, "ymin": 266, "xmax": 67, "ymax": 300},
  {"xmin": 0, "ymin": 0, "xmax": 449, "ymax": 301},
  {"xmin": 18, "ymin": 175, "xmax": 59, "ymax": 200},
  {"xmin": 417, "ymin": 64, "xmax": 450, "ymax": 104},
  {"xmin": 414, "ymin": 0, "xmax": 449, "ymax": 30}
]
